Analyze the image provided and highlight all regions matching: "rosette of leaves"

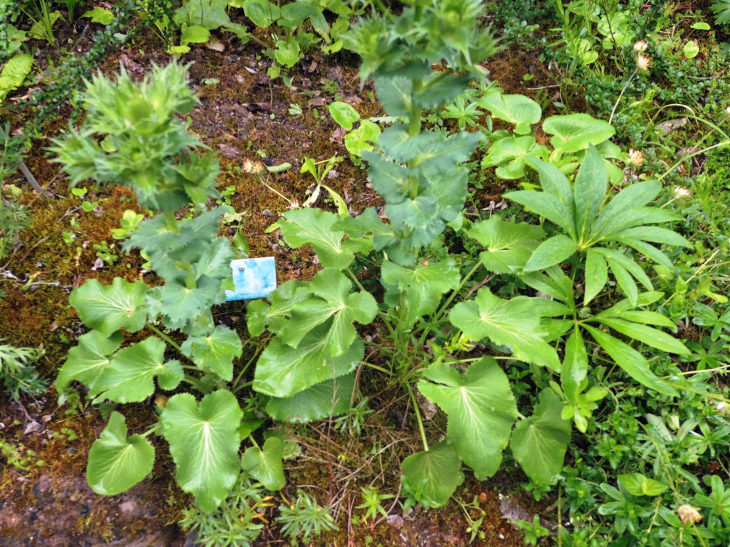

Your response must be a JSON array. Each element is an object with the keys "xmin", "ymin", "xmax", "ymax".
[
  {"xmin": 52, "ymin": 64, "xmax": 278, "ymax": 512},
  {"xmin": 50, "ymin": 62, "xmax": 218, "ymax": 212},
  {"xmin": 479, "ymin": 91, "xmax": 624, "ymax": 183}
]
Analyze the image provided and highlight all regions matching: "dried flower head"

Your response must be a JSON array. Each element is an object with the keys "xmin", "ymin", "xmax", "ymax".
[
  {"xmin": 637, "ymin": 55, "xmax": 651, "ymax": 71},
  {"xmin": 634, "ymin": 40, "xmax": 648, "ymax": 52},
  {"xmin": 677, "ymin": 505, "xmax": 702, "ymax": 525},
  {"xmin": 242, "ymin": 158, "xmax": 265, "ymax": 174},
  {"xmin": 717, "ymin": 401, "xmax": 729, "ymax": 416},
  {"xmin": 673, "ymin": 186, "xmax": 692, "ymax": 199},
  {"xmin": 628, "ymin": 149, "xmax": 644, "ymax": 166},
  {"xmin": 287, "ymin": 199, "xmax": 300, "ymax": 210}
]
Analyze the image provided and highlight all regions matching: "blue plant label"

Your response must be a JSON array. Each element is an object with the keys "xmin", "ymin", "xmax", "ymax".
[{"xmin": 225, "ymin": 257, "xmax": 277, "ymax": 301}]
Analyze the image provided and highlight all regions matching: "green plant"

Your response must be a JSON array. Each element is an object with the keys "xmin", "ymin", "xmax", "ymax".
[
  {"xmin": 111, "ymin": 210, "xmax": 145, "ymax": 240},
  {"xmin": 515, "ymin": 515, "xmax": 550, "ymax": 545},
  {"xmin": 179, "ymin": 473, "xmax": 271, "ymax": 546},
  {"xmin": 711, "ymin": 0, "xmax": 730, "ymax": 26},
  {"xmin": 0, "ymin": 198, "xmax": 30, "ymax": 259},
  {"xmin": 0, "ymin": 52, "xmax": 32, "ymax": 103},
  {"xmin": 355, "ymin": 486, "xmax": 393, "ymax": 524},
  {"xmin": 276, "ymin": 493, "xmax": 338, "ymax": 543},
  {"xmin": 0, "ymin": 340, "xmax": 47, "ymax": 400},
  {"xmin": 23, "ymin": 0, "xmax": 62, "ymax": 46},
  {"xmin": 51, "ymin": 63, "xmax": 261, "ymax": 511}
]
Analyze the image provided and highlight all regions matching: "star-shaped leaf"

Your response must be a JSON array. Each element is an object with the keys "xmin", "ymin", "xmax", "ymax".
[
  {"xmin": 280, "ymin": 208, "xmax": 370, "ymax": 269},
  {"xmin": 466, "ymin": 217, "xmax": 545, "ymax": 273},
  {"xmin": 89, "ymin": 337, "xmax": 180, "ymax": 403},
  {"xmin": 449, "ymin": 288, "xmax": 561, "ymax": 370},
  {"xmin": 246, "ymin": 280, "xmax": 310, "ymax": 337},
  {"xmin": 278, "ymin": 268, "xmax": 377, "ymax": 356},
  {"xmin": 162, "ymin": 391, "xmax": 243, "ymax": 512},
  {"xmin": 56, "ymin": 330, "xmax": 123, "ymax": 394},
  {"xmin": 181, "ymin": 325, "xmax": 242, "ymax": 381},
  {"xmin": 418, "ymin": 358, "xmax": 518, "ymax": 477},
  {"xmin": 87, "ymin": 411, "xmax": 155, "ymax": 496},
  {"xmin": 510, "ymin": 389, "xmax": 571, "ymax": 484},
  {"xmin": 69, "ymin": 278, "xmax": 148, "ymax": 336},
  {"xmin": 241, "ymin": 437, "xmax": 286, "ymax": 491},
  {"xmin": 254, "ymin": 323, "xmax": 364, "ymax": 398}
]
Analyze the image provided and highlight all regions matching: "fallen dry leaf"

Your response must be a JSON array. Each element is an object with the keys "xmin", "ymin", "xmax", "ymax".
[{"xmin": 206, "ymin": 36, "xmax": 225, "ymax": 52}]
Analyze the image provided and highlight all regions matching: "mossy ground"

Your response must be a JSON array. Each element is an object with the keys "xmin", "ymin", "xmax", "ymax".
[{"xmin": 0, "ymin": 8, "xmax": 560, "ymax": 545}]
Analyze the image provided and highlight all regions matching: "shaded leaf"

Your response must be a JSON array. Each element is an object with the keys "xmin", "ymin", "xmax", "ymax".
[
  {"xmin": 241, "ymin": 437, "xmax": 286, "ymax": 491},
  {"xmin": 401, "ymin": 441, "xmax": 463, "ymax": 509},
  {"xmin": 69, "ymin": 278, "xmax": 148, "ymax": 337},
  {"xmin": 266, "ymin": 374, "xmax": 355, "ymax": 423},
  {"xmin": 467, "ymin": 217, "xmax": 544, "ymax": 273}
]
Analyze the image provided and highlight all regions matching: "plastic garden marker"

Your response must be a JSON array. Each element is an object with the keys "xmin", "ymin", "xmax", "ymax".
[{"xmin": 225, "ymin": 257, "xmax": 277, "ymax": 301}]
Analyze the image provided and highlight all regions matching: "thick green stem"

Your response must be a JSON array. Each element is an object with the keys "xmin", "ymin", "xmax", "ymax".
[
  {"xmin": 149, "ymin": 323, "xmax": 184, "ymax": 353},
  {"xmin": 163, "ymin": 210, "xmax": 180, "ymax": 233},
  {"xmin": 407, "ymin": 382, "xmax": 429, "ymax": 452}
]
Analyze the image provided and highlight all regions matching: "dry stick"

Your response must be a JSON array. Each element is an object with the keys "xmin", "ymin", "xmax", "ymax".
[{"xmin": 18, "ymin": 161, "xmax": 45, "ymax": 196}]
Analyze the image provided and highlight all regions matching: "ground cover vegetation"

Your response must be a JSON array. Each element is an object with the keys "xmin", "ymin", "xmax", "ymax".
[{"xmin": 1, "ymin": 0, "xmax": 729, "ymax": 545}]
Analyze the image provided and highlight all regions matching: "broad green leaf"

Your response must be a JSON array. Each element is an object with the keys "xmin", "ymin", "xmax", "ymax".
[
  {"xmin": 87, "ymin": 412, "xmax": 155, "ymax": 496},
  {"xmin": 683, "ymin": 41, "xmax": 699, "ymax": 58},
  {"xmin": 543, "ymin": 114, "xmax": 616, "ymax": 153},
  {"xmin": 594, "ymin": 318, "xmax": 689, "ymax": 355},
  {"xmin": 181, "ymin": 325, "xmax": 243, "ymax": 381},
  {"xmin": 278, "ymin": 268, "xmax": 377, "ymax": 355},
  {"xmin": 525, "ymin": 235, "xmax": 579, "ymax": 272},
  {"xmin": 82, "ymin": 7, "xmax": 114, "ymax": 24},
  {"xmin": 194, "ymin": 237, "xmax": 233, "ymax": 280},
  {"xmin": 246, "ymin": 280, "xmax": 310, "ymax": 336},
  {"xmin": 237, "ymin": 420, "xmax": 264, "ymax": 440},
  {"xmin": 595, "ymin": 248, "xmax": 653, "ymax": 291},
  {"xmin": 274, "ymin": 37, "xmax": 300, "ymax": 68},
  {"xmin": 482, "ymin": 136, "xmax": 548, "ymax": 179},
  {"xmin": 28, "ymin": 12, "xmax": 61, "ymax": 43},
  {"xmin": 240, "ymin": 0, "xmax": 280, "ymax": 27},
  {"xmin": 280, "ymin": 208, "xmax": 369, "ymax": 269},
  {"xmin": 401, "ymin": 441, "xmax": 463, "ymax": 509},
  {"xmin": 583, "ymin": 325, "xmax": 678, "ymax": 396},
  {"xmin": 610, "ymin": 226, "xmax": 691, "ymax": 248},
  {"xmin": 278, "ymin": 2, "xmax": 320, "ymax": 26},
  {"xmin": 328, "ymin": 101, "xmax": 360, "ymax": 130},
  {"xmin": 361, "ymin": 150, "xmax": 410, "ymax": 203},
  {"xmin": 180, "ymin": 24, "xmax": 210, "ymax": 44},
  {"xmin": 174, "ymin": 0, "xmax": 249, "ymax": 38},
  {"xmin": 0, "ymin": 53, "xmax": 32, "ymax": 102},
  {"xmin": 478, "ymin": 92, "xmax": 541, "ymax": 134},
  {"xmin": 602, "ymin": 253, "xmax": 638, "ymax": 307},
  {"xmin": 90, "ymin": 337, "xmax": 180, "ymax": 403},
  {"xmin": 69, "ymin": 278, "xmax": 148, "ymax": 337},
  {"xmin": 266, "ymin": 374, "xmax": 355, "ymax": 422},
  {"xmin": 449, "ymin": 288, "xmax": 561, "ymax": 370},
  {"xmin": 241, "ymin": 437, "xmax": 286, "ymax": 491},
  {"xmin": 162, "ymin": 391, "xmax": 243, "ymax": 512},
  {"xmin": 381, "ymin": 259, "xmax": 460, "ymax": 327},
  {"xmin": 618, "ymin": 473, "xmax": 668, "ymax": 497},
  {"xmin": 56, "ymin": 330, "xmax": 123, "ymax": 394},
  {"xmin": 418, "ymin": 358, "xmax": 517, "ymax": 477},
  {"xmin": 562, "ymin": 328, "xmax": 588, "ymax": 406},
  {"xmin": 573, "ymin": 146, "xmax": 607, "ymax": 241},
  {"xmin": 503, "ymin": 190, "xmax": 575, "ymax": 238},
  {"xmin": 589, "ymin": 181, "xmax": 662, "ymax": 240},
  {"xmin": 510, "ymin": 389, "xmax": 571, "ymax": 484},
  {"xmin": 152, "ymin": 276, "xmax": 220, "ymax": 329},
  {"xmin": 466, "ymin": 217, "xmax": 544, "ymax": 273},
  {"xmin": 375, "ymin": 76, "xmax": 413, "ymax": 117},
  {"xmin": 524, "ymin": 157, "xmax": 576, "ymax": 236},
  {"xmin": 253, "ymin": 323, "xmax": 364, "ymax": 398},
  {"xmin": 584, "ymin": 249, "xmax": 608, "ymax": 305},
  {"xmin": 412, "ymin": 74, "xmax": 472, "ymax": 110},
  {"xmin": 0, "ymin": 25, "xmax": 28, "ymax": 57}
]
